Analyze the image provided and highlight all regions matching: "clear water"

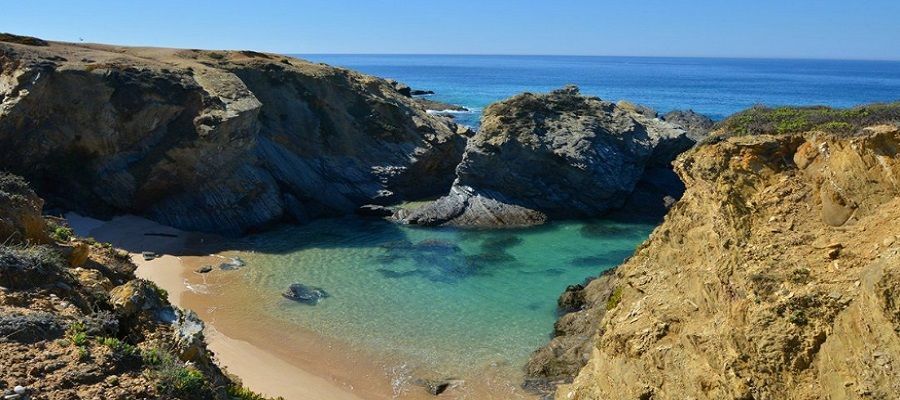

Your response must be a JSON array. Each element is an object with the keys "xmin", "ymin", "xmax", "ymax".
[
  {"xmin": 295, "ymin": 54, "xmax": 900, "ymax": 127},
  {"xmin": 224, "ymin": 217, "xmax": 654, "ymax": 376},
  {"xmin": 227, "ymin": 55, "xmax": 899, "ymax": 384}
]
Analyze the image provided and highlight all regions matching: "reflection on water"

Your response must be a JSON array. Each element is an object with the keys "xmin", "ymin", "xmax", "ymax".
[{"xmin": 218, "ymin": 217, "xmax": 654, "ymax": 382}]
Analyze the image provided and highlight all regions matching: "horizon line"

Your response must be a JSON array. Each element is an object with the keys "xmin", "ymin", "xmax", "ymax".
[{"xmin": 287, "ymin": 52, "xmax": 900, "ymax": 63}]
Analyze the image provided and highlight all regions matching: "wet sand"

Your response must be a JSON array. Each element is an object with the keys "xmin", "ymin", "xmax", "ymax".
[{"xmin": 66, "ymin": 214, "xmax": 534, "ymax": 399}]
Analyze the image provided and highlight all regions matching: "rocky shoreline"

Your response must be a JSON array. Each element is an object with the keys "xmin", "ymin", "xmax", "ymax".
[{"xmin": 3, "ymin": 33, "xmax": 900, "ymax": 399}]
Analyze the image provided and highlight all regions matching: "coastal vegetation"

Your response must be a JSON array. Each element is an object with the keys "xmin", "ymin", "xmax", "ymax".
[{"xmin": 714, "ymin": 102, "xmax": 900, "ymax": 137}]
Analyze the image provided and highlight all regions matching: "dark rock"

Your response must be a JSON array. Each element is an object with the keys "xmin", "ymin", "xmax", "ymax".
[
  {"xmin": 663, "ymin": 109, "xmax": 715, "ymax": 142},
  {"xmin": 282, "ymin": 283, "xmax": 330, "ymax": 305},
  {"xmin": 218, "ymin": 257, "xmax": 245, "ymax": 270},
  {"xmin": 558, "ymin": 284, "xmax": 586, "ymax": 312},
  {"xmin": 141, "ymin": 251, "xmax": 158, "ymax": 261},
  {"xmin": 414, "ymin": 378, "xmax": 461, "ymax": 395},
  {"xmin": 411, "ymin": 89, "xmax": 435, "ymax": 96},
  {"xmin": 389, "ymin": 80, "xmax": 412, "ymax": 97},
  {"xmin": 355, "ymin": 204, "xmax": 394, "ymax": 218},
  {"xmin": 402, "ymin": 85, "xmax": 692, "ymax": 227},
  {"xmin": 415, "ymin": 98, "xmax": 469, "ymax": 112},
  {"xmin": 195, "ymin": 265, "xmax": 213, "ymax": 274},
  {"xmin": 0, "ymin": 312, "xmax": 64, "ymax": 343}
]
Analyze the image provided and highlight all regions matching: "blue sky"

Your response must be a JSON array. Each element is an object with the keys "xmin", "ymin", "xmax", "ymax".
[{"xmin": 2, "ymin": 0, "xmax": 899, "ymax": 60}]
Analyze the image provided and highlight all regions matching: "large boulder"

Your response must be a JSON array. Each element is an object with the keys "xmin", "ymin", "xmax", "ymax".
[
  {"xmin": 402, "ymin": 86, "xmax": 693, "ymax": 227},
  {"xmin": 0, "ymin": 172, "xmax": 48, "ymax": 244},
  {"xmin": 0, "ymin": 40, "xmax": 466, "ymax": 235}
]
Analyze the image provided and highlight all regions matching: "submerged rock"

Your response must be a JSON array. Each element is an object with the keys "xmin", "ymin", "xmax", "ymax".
[
  {"xmin": 282, "ymin": 283, "xmax": 330, "ymax": 305},
  {"xmin": 401, "ymin": 85, "xmax": 693, "ymax": 227},
  {"xmin": 218, "ymin": 257, "xmax": 245, "ymax": 271}
]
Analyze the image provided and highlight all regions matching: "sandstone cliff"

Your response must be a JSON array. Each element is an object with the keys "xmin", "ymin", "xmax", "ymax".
[
  {"xmin": 531, "ymin": 125, "xmax": 900, "ymax": 399},
  {"xmin": 0, "ymin": 35, "xmax": 466, "ymax": 234},
  {"xmin": 401, "ymin": 86, "xmax": 694, "ymax": 227}
]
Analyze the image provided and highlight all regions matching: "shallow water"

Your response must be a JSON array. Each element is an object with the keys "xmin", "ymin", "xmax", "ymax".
[{"xmin": 218, "ymin": 217, "xmax": 653, "ymax": 381}]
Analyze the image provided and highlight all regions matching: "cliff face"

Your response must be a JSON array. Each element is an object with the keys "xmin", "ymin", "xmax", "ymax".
[
  {"xmin": 0, "ymin": 38, "xmax": 466, "ymax": 234},
  {"xmin": 537, "ymin": 126, "xmax": 900, "ymax": 399},
  {"xmin": 401, "ymin": 86, "xmax": 693, "ymax": 227}
]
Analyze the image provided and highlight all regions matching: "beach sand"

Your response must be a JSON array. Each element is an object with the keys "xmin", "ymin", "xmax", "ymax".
[{"xmin": 67, "ymin": 213, "xmax": 535, "ymax": 400}]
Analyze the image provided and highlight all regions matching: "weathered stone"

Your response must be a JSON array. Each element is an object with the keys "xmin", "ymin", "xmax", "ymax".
[
  {"xmin": 282, "ymin": 283, "xmax": 329, "ymax": 305},
  {"xmin": 403, "ymin": 86, "xmax": 693, "ymax": 227}
]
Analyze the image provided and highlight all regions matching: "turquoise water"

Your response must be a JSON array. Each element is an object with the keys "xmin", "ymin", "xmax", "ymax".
[
  {"xmin": 296, "ymin": 54, "xmax": 900, "ymax": 127},
  {"xmin": 225, "ymin": 217, "xmax": 653, "ymax": 377},
  {"xmin": 228, "ymin": 55, "xmax": 899, "ymax": 385}
]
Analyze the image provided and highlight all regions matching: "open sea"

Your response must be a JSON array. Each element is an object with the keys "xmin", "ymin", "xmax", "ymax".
[
  {"xmin": 298, "ymin": 54, "xmax": 900, "ymax": 127},
  {"xmin": 221, "ymin": 55, "xmax": 900, "ymax": 394}
]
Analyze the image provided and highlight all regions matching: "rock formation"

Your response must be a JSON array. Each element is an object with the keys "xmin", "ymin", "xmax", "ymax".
[
  {"xmin": 530, "ymin": 125, "xmax": 900, "ymax": 399},
  {"xmin": 662, "ymin": 109, "xmax": 715, "ymax": 141},
  {"xmin": 401, "ymin": 86, "xmax": 694, "ymax": 227},
  {"xmin": 0, "ymin": 36, "xmax": 466, "ymax": 235}
]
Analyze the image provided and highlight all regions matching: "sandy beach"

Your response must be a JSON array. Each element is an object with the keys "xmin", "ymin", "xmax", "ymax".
[
  {"xmin": 66, "ymin": 213, "xmax": 535, "ymax": 400},
  {"xmin": 66, "ymin": 214, "xmax": 391, "ymax": 400}
]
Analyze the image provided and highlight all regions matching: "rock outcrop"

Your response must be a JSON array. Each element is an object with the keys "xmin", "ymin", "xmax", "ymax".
[
  {"xmin": 0, "ymin": 37, "xmax": 466, "ymax": 235},
  {"xmin": 662, "ymin": 109, "xmax": 714, "ymax": 141},
  {"xmin": 531, "ymin": 125, "xmax": 900, "ymax": 399},
  {"xmin": 0, "ymin": 171, "xmax": 48, "ymax": 243},
  {"xmin": 401, "ymin": 86, "xmax": 694, "ymax": 227},
  {"xmin": 0, "ymin": 173, "xmax": 274, "ymax": 399}
]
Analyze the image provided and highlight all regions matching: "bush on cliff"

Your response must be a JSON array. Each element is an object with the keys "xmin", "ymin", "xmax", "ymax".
[{"xmin": 715, "ymin": 102, "xmax": 900, "ymax": 138}]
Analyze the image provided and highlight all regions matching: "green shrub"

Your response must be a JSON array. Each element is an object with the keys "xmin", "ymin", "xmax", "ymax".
[
  {"xmin": 98, "ymin": 337, "xmax": 138, "ymax": 356},
  {"xmin": 606, "ymin": 287, "xmax": 623, "ymax": 311},
  {"xmin": 713, "ymin": 102, "xmax": 900, "ymax": 139},
  {"xmin": 142, "ymin": 346, "xmax": 209, "ymax": 398},
  {"xmin": 227, "ymin": 385, "xmax": 285, "ymax": 400},
  {"xmin": 48, "ymin": 222, "xmax": 74, "ymax": 242}
]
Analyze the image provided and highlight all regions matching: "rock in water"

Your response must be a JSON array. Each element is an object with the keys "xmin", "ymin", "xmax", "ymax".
[
  {"xmin": 355, "ymin": 204, "xmax": 395, "ymax": 218},
  {"xmin": 402, "ymin": 85, "xmax": 694, "ymax": 227},
  {"xmin": 0, "ymin": 39, "xmax": 466, "ymax": 235},
  {"xmin": 282, "ymin": 283, "xmax": 329, "ymax": 305}
]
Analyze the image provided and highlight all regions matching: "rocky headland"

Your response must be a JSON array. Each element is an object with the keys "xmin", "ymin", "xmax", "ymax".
[
  {"xmin": 399, "ymin": 85, "xmax": 695, "ymax": 227},
  {"xmin": 0, "ymin": 35, "xmax": 468, "ymax": 235}
]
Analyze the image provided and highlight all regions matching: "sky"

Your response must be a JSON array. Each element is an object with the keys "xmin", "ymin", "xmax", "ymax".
[{"xmin": 2, "ymin": 0, "xmax": 900, "ymax": 60}]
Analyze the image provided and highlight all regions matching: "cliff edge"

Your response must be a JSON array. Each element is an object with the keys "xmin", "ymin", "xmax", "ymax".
[{"xmin": 532, "ymin": 125, "xmax": 900, "ymax": 399}]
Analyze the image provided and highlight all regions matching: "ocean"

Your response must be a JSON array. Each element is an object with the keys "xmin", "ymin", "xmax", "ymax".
[{"xmin": 297, "ymin": 54, "xmax": 900, "ymax": 127}]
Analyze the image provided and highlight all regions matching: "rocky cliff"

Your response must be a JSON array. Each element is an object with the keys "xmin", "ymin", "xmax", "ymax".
[
  {"xmin": 401, "ymin": 86, "xmax": 694, "ymax": 227},
  {"xmin": 530, "ymin": 125, "xmax": 900, "ymax": 399},
  {"xmin": 0, "ymin": 173, "xmax": 275, "ymax": 399},
  {"xmin": 0, "ymin": 35, "xmax": 466, "ymax": 235}
]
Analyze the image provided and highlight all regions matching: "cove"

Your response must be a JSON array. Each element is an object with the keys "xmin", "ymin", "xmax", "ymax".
[{"xmin": 208, "ymin": 216, "xmax": 655, "ymax": 390}]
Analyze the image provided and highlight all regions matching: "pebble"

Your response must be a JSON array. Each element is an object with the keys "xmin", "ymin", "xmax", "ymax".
[{"xmin": 13, "ymin": 387, "xmax": 24, "ymax": 395}]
